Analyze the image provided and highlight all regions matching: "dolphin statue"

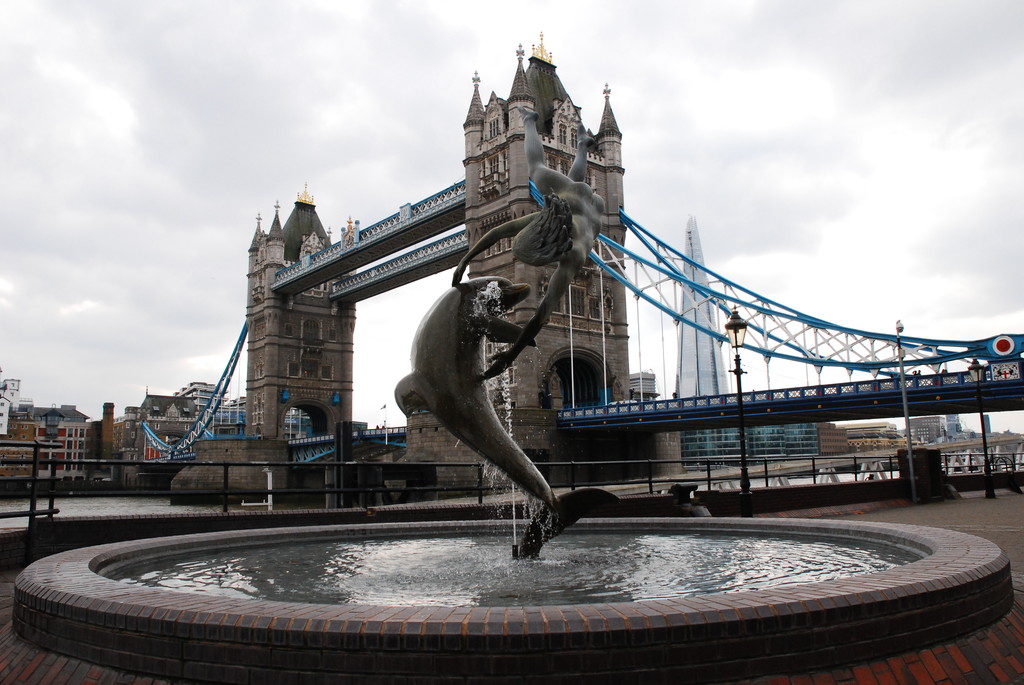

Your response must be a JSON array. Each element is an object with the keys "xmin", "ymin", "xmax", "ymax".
[{"xmin": 395, "ymin": 276, "xmax": 618, "ymax": 558}]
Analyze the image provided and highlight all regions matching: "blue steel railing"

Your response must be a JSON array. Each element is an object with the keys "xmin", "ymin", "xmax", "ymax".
[
  {"xmin": 273, "ymin": 181, "xmax": 466, "ymax": 290},
  {"xmin": 330, "ymin": 231, "xmax": 467, "ymax": 299},
  {"xmin": 288, "ymin": 427, "xmax": 408, "ymax": 462},
  {"xmin": 358, "ymin": 181, "xmax": 466, "ymax": 243},
  {"xmin": 143, "ymin": 323, "xmax": 248, "ymax": 461},
  {"xmin": 592, "ymin": 210, "xmax": 1024, "ymax": 373},
  {"xmin": 558, "ymin": 363, "xmax": 1024, "ymax": 427}
]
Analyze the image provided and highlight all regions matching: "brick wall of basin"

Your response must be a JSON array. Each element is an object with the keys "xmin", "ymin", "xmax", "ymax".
[{"xmin": 12, "ymin": 518, "xmax": 1015, "ymax": 683}]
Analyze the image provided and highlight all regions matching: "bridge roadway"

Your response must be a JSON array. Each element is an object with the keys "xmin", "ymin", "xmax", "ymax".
[
  {"xmin": 276, "ymin": 366, "xmax": 1024, "ymax": 463},
  {"xmin": 557, "ymin": 363, "xmax": 1024, "ymax": 432},
  {"xmin": 271, "ymin": 181, "xmax": 467, "ymax": 297}
]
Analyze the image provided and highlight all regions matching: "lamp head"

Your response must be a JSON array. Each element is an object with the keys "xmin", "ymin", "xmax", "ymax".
[
  {"xmin": 968, "ymin": 358, "xmax": 985, "ymax": 383},
  {"xmin": 724, "ymin": 307, "xmax": 748, "ymax": 349}
]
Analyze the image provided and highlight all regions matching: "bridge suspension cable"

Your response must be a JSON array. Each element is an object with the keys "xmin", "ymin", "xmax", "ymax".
[
  {"xmin": 142, "ymin": 322, "xmax": 249, "ymax": 461},
  {"xmin": 588, "ymin": 210, "xmax": 1022, "ymax": 377}
]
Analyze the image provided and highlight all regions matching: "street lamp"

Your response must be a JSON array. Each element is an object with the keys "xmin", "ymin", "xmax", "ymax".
[
  {"xmin": 967, "ymin": 359, "xmax": 996, "ymax": 499},
  {"xmin": 895, "ymin": 321, "xmax": 918, "ymax": 503},
  {"xmin": 725, "ymin": 307, "xmax": 752, "ymax": 517}
]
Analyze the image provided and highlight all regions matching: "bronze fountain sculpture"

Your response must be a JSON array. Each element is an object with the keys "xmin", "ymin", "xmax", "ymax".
[{"xmin": 397, "ymin": 108, "xmax": 618, "ymax": 557}]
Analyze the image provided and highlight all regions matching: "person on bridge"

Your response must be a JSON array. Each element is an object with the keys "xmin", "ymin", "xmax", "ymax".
[{"xmin": 452, "ymin": 106, "xmax": 606, "ymax": 379}]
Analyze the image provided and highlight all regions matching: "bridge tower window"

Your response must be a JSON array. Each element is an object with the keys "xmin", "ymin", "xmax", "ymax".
[
  {"xmin": 302, "ymin": 320, "xmax": 321, "ymax": 341},
  {"xmin": 569, "ymin": 285, "xmax": 585, "ymax": 317}
]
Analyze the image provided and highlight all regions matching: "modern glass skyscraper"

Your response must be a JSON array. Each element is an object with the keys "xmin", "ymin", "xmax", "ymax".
[
  {"xmin": 676, "ymin": 217, "xmax": 730, "ymax": 398},
  {"xmin": 681, "ymin": 423, "xmax": 822, "ymax": 461}
]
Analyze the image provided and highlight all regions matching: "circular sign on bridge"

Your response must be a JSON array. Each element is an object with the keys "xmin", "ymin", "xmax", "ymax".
[{"xmin": 990, "ymin": 335, "xmax": 1016, "ymax": 356}]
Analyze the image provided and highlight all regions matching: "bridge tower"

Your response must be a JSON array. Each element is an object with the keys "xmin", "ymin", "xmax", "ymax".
[
  {"xmin": 462, "ymin": 42, "xmax": 631, "ymax": 411},
  {"xmin": 245, "ymin": 188, "xmax": 354, "ymax": 439},
  {"xmin": 404, "ymin": 41, "xmax": 680, "ymax": 475}
]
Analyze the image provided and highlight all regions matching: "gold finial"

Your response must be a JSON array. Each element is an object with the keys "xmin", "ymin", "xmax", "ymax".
[
  {"xmin": 532, "ymin": 32, "xmax": 553, "ymax": 63},
  {"xmin": 347, "ymin": 216, "xmax": 354, "ymax": 230},
  {"xmin": 297, "ymin": 182, "xmax": 315, "ymax": 205}
]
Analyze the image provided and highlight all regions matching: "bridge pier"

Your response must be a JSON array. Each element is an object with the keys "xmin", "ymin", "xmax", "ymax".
[
  {"xmin": 897, "ymin": 448, "xmax": 945, "ymax": 503},
  {"xmin": 171, "ymin": 439, "xmax": 319, "ymax": 504}
]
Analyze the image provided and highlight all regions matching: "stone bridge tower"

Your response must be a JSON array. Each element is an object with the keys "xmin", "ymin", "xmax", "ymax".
[
  {"xmin": 462, "ymin": 42, "xmax": 631, "ymax": 412},
  {"xmin": 407, "ymin": 41, "xmax": 679, "ymax": 472},
  {"xmin": 245, "ymin": 188, "xmax": 355, "ymax": 440}
]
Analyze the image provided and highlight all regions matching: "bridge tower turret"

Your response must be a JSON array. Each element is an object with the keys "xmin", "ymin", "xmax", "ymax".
[
  {"xmin": 461, "ymin": 41, "xmax": 631, "ymax": 412},
  {"xmin": 245, "ymin": 189, "xmax": 353, "ymax": 440}
]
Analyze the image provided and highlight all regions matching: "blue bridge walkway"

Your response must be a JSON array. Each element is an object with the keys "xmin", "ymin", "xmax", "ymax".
[{"xmin": 558, "ymin": 362, "xmax": 1024, "ymax": 431}]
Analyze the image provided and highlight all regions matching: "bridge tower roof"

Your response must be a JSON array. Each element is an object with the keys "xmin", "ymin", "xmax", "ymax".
[
  {"xmin": 508, "ymin": 45, "xmax": 534, "ymax": 105},
  {"xmin": 598, "ymin": 84, "xmax": 621, "ymax": 138},
  {"xmin": 248, "ymin": 212, "xmax": 264, "ymax": 253},
  {"xmin": 267, "ymin": 202, "xmax": 284, "ymax": 242},
  {"xmin": 463, "ymin": 71, "xmax": 485, "ymax": 128},
  {"xmin": 281, "ymin": 185, "xmax": 328, "ymax": 262},
  {"xmin": 523, "ymin": 36, "xmax": 574, "ymax": 135}
]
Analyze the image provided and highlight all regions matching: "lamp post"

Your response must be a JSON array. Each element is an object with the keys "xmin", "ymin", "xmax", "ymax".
[
  {"xmin": 968, "ymin": 358, "xmax": 996, "ymax": 499},
  {"xmin": 725, "ymin": 307, "xmax": 752, "ymax": 517},
  {"xmin": 895, "ymin": 321, "xmax": 918, "ymax": 503}
]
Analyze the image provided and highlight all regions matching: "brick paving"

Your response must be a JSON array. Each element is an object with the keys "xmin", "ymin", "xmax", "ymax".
[{"xmin": 0, "ymin": 491, "xmax": 1022, "ymax": 684}]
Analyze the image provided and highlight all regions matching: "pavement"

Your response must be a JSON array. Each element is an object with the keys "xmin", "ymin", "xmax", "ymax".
[
  {"xmin": 825, "ymin": 489, "xmax": 1024, "ymax": 597},
  {"xmin": 0, "ymin": 490, "xmax": 1022, "ymax": 683}
]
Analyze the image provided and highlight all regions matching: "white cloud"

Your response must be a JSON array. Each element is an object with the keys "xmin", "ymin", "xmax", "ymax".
[
  {"xmin": 57, "ymin": 300, "xmax": 101, "ymax": 317},
  {"xmin": 688, "ymin": 65, "xmax": 836, "ymax": 135},
  {"xmin": 0, "ymin": 277, "xmax": 12, "ymax": 309}
]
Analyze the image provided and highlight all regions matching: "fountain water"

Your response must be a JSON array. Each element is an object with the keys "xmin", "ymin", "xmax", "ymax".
[{"xmin": 105, "ymin": 523, "xmax": 917, "ymax": 606}]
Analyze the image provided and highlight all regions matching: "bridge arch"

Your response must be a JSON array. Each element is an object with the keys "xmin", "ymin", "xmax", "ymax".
[
  {"xmin": 544, "ymin": 348, "xmax": 608, "ymax": 409},
  {"xmin": 280, "ymin": 398, "xmax": 333, "ymax": 439}
]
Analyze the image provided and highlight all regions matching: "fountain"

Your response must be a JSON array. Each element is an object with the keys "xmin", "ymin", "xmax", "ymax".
[{"xmin": 12, "ymin": 517, "xmax": 1015, "ymax": 682}]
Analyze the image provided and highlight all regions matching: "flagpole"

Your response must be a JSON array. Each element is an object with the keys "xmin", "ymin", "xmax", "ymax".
[{"xmin": 382, "ymin": 403, "xmax": 388, "ymax": 445}]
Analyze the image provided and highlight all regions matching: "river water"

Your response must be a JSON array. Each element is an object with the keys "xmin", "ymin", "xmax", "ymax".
[{"xmin": 0, "ymin": 496, "xmax": 271, "ymax": 528}]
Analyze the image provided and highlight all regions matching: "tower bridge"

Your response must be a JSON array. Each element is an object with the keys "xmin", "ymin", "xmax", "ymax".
[
  {"xmin": 141, "ymin": 43, "xmax": 1023, "ymax": 481},
  {"xmin": 240, "ymin": 44, "xmax": 637, "ymax": 460}
]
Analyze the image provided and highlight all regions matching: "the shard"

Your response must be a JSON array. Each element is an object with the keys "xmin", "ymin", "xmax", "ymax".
[{"xmin": 676, "ymin": 216, "xmax": 730, "ymax": 398}]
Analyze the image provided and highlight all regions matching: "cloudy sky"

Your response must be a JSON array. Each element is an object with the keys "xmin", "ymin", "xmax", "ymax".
[{"xmin": 3, "ymin": 1, "xmax": 1022, "ymax": 433}]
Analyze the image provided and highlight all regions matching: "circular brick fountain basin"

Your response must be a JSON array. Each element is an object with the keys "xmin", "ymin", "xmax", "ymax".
[{"xmin": 13, "ymin": 518, "xmax": 1014, "ymax": 683}]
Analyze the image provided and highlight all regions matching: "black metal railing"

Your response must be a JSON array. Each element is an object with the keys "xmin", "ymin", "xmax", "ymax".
[
  {"xmin": 0, "ymin": 440, "xmax": 62, "ymax": 563},
  {"xmin": 2, "ymin": 451, "xmax": 1019, "ymax": 531}
]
